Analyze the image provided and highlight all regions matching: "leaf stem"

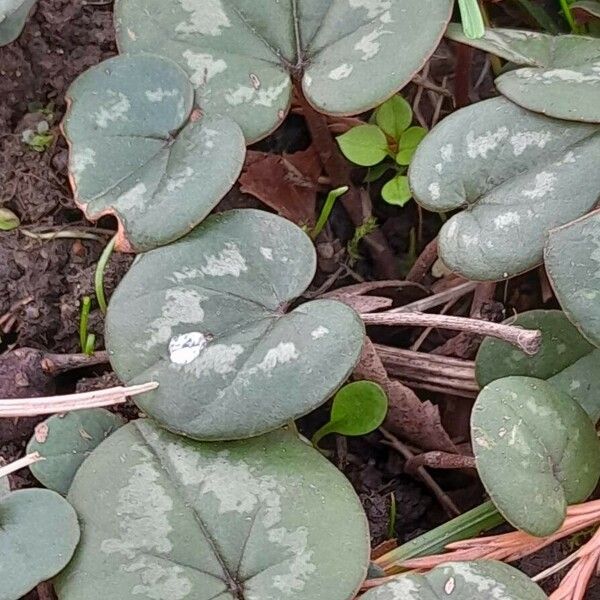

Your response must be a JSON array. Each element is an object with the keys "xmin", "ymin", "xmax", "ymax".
[
  {"xmin": 310, "ymin": 186, "xmax": 348, "ymax": 240},
  {"xmin": 0, "ymin": 381, "xmax": 158, "ymax": 417},
  {"xmin": 0, "ymin": 453, "xmax": 45, "ymax": 480},
  {"xmin": 95, "ymin": 234, "xmax": 117, "ymax": 314},
  {"xmin": 361, "ymin": 311, "xmax": 541, "ymax": 355}
]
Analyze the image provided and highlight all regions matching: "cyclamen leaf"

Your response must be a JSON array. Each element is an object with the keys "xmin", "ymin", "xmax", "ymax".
[
  {"xmin": 337, "ymin": 124, "xmax": 389, "ymax": 166},
  {"xmin": 115, "ymin": 0, "xmax": 454, "ymax": 142},
  {"xmin": 27, "ymin": 409, "xmax": 124, "ymax": 494},
  {"xmin": 381, "ymin": 175, "xmax": 411, "ymax": 206},
  {"xmin": 362, "ymin": 561, "xmax": 547, "ymax": 599},
  {"xmin": 445, "ymin": 25, "xmax": 600, "ymax": 123},
  {"xmin": 63, "ymin": 53, "xmax": 245, "ymax": 252},
  {"xmin": 106, "ymin": 209, "xmax": 365, "ymax": 441},
  {"xmin": 55, "ymin": 421, "xmax": 370, "ymax": 600},
  {"xmin": 545, "ymin": 209, "xmax": 600, "ymax": 350},
  {"xmin": 476, "ymin": 310, "xmax": 600, "ymax": 422},
  {"xmin": 0, "ymin": 489, "xmax": 80, "ymax": 600},
  {"xmin": 472, "ymin": 376, "xmax": 600, "ymax": 536},
  {"xmin": 375, "ymin": 95, "xmax": 412, "ymax": 141},
  {"xmin": 0, "ymin": 0, "xmax": 36, "ymax": 46},
  {"xmin": 409, "ymin": 96, "xmax": 600, "ymax": 280}
]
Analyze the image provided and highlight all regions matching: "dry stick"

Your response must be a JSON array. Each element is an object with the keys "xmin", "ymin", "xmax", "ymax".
[
  {"xmin": 0, "ymin": 452, "xmax": 44, "ymax": 479},
  {"xmin": 362, "ymin": 311, "xmax": 541, "ymax": 355},
  {"xmin": 41, "ymin": 350, "xmax": 109, "ymax": 375},
  {"xmin": 0, "ymin": 381, "xmax": 158, "ymax": 417},
  {"xmin": 380, "ymin": 427, "xmax": 461, "ymax": 518},
  {"xmin": 392, "ymin": 280, "xmax": 478, "ymax": 314},
  {"xmin": 405, "ymin": 451, "xmax": 476, "ymax": 475},
  {"xmin": 294, "ymin": 83, "xmax": 399, "ymax": 279},
  {"xmin": 406, "ymin": 238, "xmax": 438, "ymax": 283}
]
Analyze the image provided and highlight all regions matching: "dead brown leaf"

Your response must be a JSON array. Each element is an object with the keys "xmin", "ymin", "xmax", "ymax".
[{"xmin": 240, "ymin": 147, "xmax": 322, "ymax": 227}]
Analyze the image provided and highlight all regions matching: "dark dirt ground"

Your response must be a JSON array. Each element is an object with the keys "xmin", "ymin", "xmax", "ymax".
[{"xmin": 1, "ymin": 1, "xmax": 599, "ymax": 598}]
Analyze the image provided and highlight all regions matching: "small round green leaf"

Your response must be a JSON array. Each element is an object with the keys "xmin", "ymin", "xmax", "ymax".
[
  {"xmin": 26, "ymin": 409, "xmax": 124, "ymax": 495},
  {"xmin": 55, "ymin": 420, "xmax": 370, "ymax": 600},
  {"xmin": 0, "ymin": 489, "xmax": 80, "ymax": 600},
  {"xmin": 0, "ymin": 207, "xmax": 20, "ymax": 231},
  {"xmin": 63, "ymin": 53, "xmax": 245, "ymax": 253},
  {"xmin": 106, "ymin": 209, "xmax": 365, "ymax": 441},
  {"xmin": 396, "ymin": 126, "xmax": 427, "ymax": 165},
  {"xmin": 476, "ymin": 310, "xmax": 600, "ymax": 421},
  {"xmin": 0, "ymin": 0, "xmax": 36, "ymax": 46},
  {"xmin": 472, "ymin": 376, "xmax": 600, "ymax": 536},
  {"xmin": 382, "ymin": 174, "xmax": 411, "ymax": 206},
  {"xmin": 362, "ymin": 560, "xmax": 547, "ymax": 599},
  {"xmin": 409, "ymin": 96, "xmax": 600, "ymax": 280},
  {"xmin": 375, "ymin": 96, "xmax": 412, "ymax": 141},
  {"xmin": 115, "ymin": 0, "xmax": 454, "ymax": 143},
  {"xmin": 337, "ymin": 124, "xmax": 389, "ymax": 166},
  {"xmin": 545, "ymin": 210, "xmax": 600, "ymax": 350},
  {"xmin": 446, "ymin": 25, "xmax": 600, "ymax": 123},
  {"xmin": 312, "ymin": 380, "xmax": 388, "ymax": 445}
]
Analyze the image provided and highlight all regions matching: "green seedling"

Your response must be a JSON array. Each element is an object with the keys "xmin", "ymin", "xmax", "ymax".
[
  {"xmin": 347, "ymin": 216, "xmax": 379, "ymax": 262},
  {"xmin": 79, "ymin": 296, "xmax": 95, "ymax": 356},
  {"xmin": 0, "ymin": 207, "xmax": 19, "ymax": 231},
  {"xmin": 310, "ymin": 186, "xmax": 349, "ymax": 240},
  {"xmin": 21, "ymin": 120, "xmax": 54, "ymax": 152},
  {"xmin": 458, "ymin": 0, "xmax": 485, "ymax": 38},
  {"xmin": 312, "ymin": 381, "xmax": 388, "ymax": 447},
  {"xmin": 94, "ymin": 234, "xmax": 116, "ymax": 315},
  {"xmin": 337, "ymin": 95, "xmax": 427, "ymax": 207}
]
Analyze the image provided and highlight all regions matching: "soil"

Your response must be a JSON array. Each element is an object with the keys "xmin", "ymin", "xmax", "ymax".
[{"xmin": 0, "ymin": 1, "xmax": 598, "ymax": 599}]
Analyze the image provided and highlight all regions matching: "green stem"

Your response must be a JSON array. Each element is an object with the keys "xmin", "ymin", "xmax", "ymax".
[
  {"xmin": 458, "ymin": 0, "xmax": 485, "ymax": 38},
  {"xmin": 79, "ymin": 296, "xmax": 91, "ymax": 353},
  {"xmin": 311, "ymin": 422, "xmax": 339, "ymax": 447},
  {"xmin": 559, "ymin": 0, "xmax": 579, "ymax": 31},
  {"xmin": 310, "ymin": 186, "xmax": 348, "ymax": 240},
  {"xmin": 375, "ymin": 500, "xmax": 504, "ymax": 573},
  {"xmin": 95, "ymin": 235, "xmax": 117, "ymax": 315}
]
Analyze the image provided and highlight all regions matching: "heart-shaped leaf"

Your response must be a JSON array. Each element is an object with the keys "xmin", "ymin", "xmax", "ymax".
[
  {"xmin": 312, "ymin": 380, "xmax": 388, "ymax": 446},
  {"xmin": 26, "ymin": 408, "xmax": 124, "ymax": 495},
  {"xmin": 409, "ymin": 96, "xmax": 600, "ymax": 280},
  {"xmin": 361, "ymin": 560, "xmax": 547, "ymax": 599},
  {"xmin": 63, "ymin": 53, "xmax": 245, "ymax": 253},
  {"xmin": 115, "ymin": 0, "xmax": 453, "ymax": 143},
  {"xmin": 0, "ymin": 0, "xmax": 36, "ymax": 46},
  {"xmin": 545, "ymin": 210, "xmax": 600, "ymax": 350},
  {"xmin": 55, "ymin": 420, "xmax": 370, "ymax": 600},
  {"xmin": 445, "ymin": 25, "xmax": 600, "ymax": 123},
  {"xmin": 476, "ymin": 310, "xmax": 600, "ymax": 421},
  {"xmin": 337, "ymin": 124, "xmax": 389, "ymax": 166},
  {"xmin": 0, "ymin": 488, "xmax": 80, "ymax": 600},
  {"xmin": 375, "ymin": 95, "xmax": 412, "ymax": 141},
  {"xmin": 472, "ymin": 376, "xmax": 600, "ymax": 536},
  {"xmin": 106, "ymin": 209, "xmax": 365, "ymax": 441}
]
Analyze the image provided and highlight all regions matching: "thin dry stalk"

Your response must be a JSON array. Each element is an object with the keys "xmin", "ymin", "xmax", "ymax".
[
  {"xmin": 0, "ymin": 452, "xmax": 44, "ymax": 479},
  {"xmin": 0, "ymin": 381, "xmax": 158, "ymax": 417},
  {"xmin": 362, "ymin": 311, "xmax": 541, "ymax": 355}
]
